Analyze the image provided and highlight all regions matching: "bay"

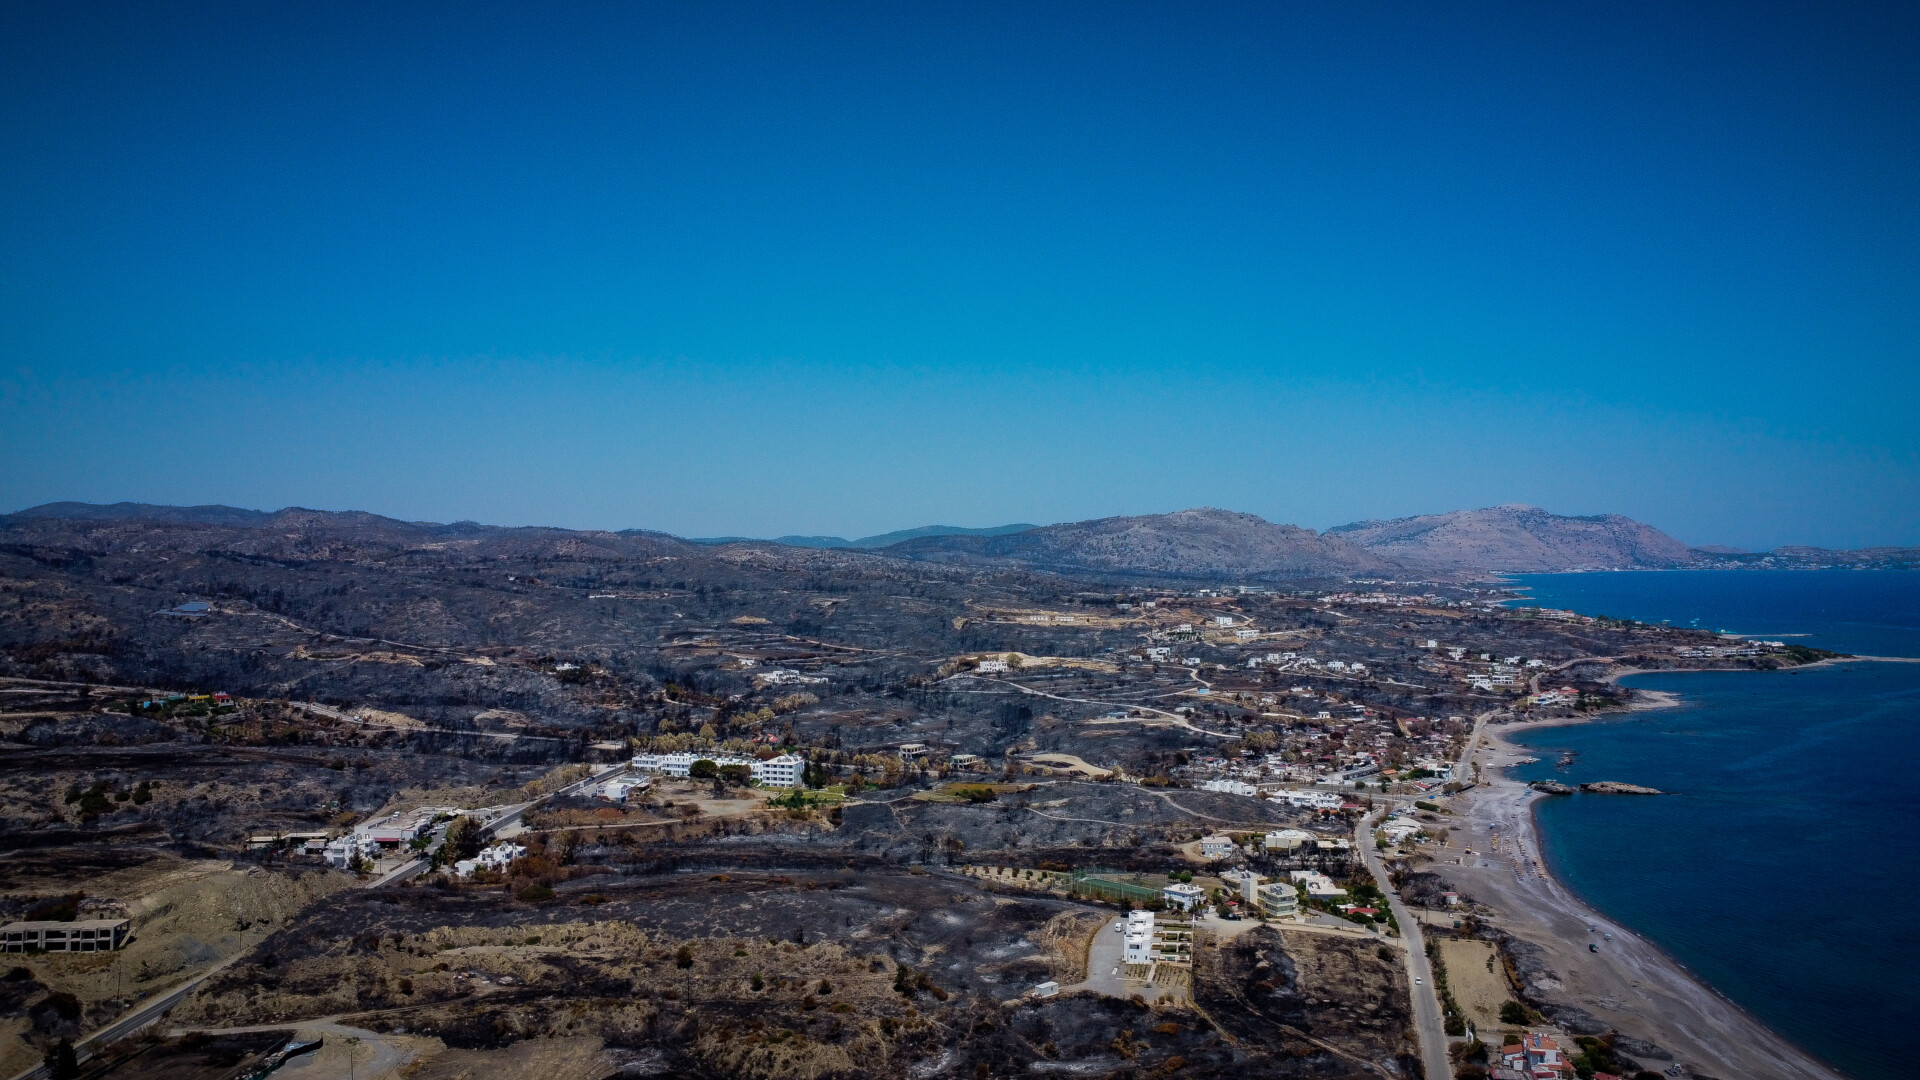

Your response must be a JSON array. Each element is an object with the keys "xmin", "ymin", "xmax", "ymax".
[{"xmin": 1500, "ymin": 570, "xmax": 1920, "ymax": 1080}]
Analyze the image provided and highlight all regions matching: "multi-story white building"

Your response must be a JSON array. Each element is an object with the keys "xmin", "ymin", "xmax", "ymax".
[
  {"xmin": 1121, "ymin": 910, "xmax": 1156, "ymax": 964},
  {"xmin": 630, "ymin": 751, "xmax": 713, "ymax": 776},
  {"xmin": 1255, "ymin": 881, "xmax": 1299, "ymax": 919},
  {"xmin": 753, "ymin": 753, "xmax": 804, "ymax": 787},
  {"xmin": 630, "ymin": 751, "xmax": 806, "ymax": 788}
]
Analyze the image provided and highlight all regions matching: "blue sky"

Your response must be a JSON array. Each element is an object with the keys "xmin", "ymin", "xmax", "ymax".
[{"xmin": 3, "ymin": 2, "xmax": 1916, "ymax": 549}]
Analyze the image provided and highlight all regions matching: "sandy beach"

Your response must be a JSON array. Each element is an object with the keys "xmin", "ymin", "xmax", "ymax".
[{"xmin": 1435, "ymin": 710, "xmax": 1846, "ymax": 1080}]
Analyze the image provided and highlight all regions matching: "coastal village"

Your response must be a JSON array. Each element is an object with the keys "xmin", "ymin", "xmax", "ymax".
[{"xmin": 0, "ymin": 509, "xmax": 1847, "ymax": 1080}]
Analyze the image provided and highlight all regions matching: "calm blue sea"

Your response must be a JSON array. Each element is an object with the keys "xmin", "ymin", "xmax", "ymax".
[{"xmin": 1503, "ymin": 571, "xmax": 1920, "ymax": 1080}]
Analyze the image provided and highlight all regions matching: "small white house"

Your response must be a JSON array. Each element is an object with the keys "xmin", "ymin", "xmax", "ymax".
[
  {"xmin": 1262, "ymin": 828, "xmax": 1315, "ymax": 852},
  {"xmin": 1161, "ymin": 882, "xmax": 1205, "ymax": 910},
  {"xmin": 1380, "ymin": 822, "xmax": 1421, "ymax": 845},
  {"xmin": 1289, "ymin": 870, "xmax": 1348, "ymax": 900},
  {"xmin": 975, "ymin": 658, "xmax": 1009, "ymax": 673},
  {"xmin": 324, "ymin": 833, "xmax": 380, "ymax": 870},
  {"xmin": 1198, "ymin": 834, "xmax": 1236, "ymax": 860},
  {"xmin": 601, "ymin": 776, "xmax": 651, "ymax": 801},
  {"xmin": 454, "ymin": 841, "xmax": 526, "ymax": 877}
]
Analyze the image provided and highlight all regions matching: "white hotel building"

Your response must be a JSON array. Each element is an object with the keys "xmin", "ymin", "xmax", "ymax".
[{"xmin": 630, "ymin": 751, "xmax": 806, "ymax": 788}]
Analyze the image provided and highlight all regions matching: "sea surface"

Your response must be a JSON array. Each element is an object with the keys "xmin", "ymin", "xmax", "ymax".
[{"xmin": 1503, "ymin": 571, "xmax": 1920, "ymax": 1080}]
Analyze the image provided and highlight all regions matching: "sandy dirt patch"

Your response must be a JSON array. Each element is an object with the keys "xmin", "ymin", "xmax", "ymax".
[
  {"xmin": 1026, "ymin": 753, "xmax": 1112, "ymax": 779},
  {"xmin": 1436, "ymin": 938, "xmax": 1511, "ymax": 1031}
]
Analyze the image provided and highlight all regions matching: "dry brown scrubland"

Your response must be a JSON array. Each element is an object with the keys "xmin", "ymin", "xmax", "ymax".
[
  {"xmin": 0, "ymin": 862, "xmax": 349, "ymax": 1076},
  {"xmin": 400, "ymin": 1034, "xmax": 615, "ymax": 1080},
  {"xmin": 1035, "ymin": 909, "xmax": 1107, "ymax": 985},
  {"xmin": 175, "ymin": 921, "xmax": 967, "ymax": 1080}
]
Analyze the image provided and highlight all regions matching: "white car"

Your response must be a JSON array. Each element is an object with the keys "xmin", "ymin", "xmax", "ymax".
[{"xmin": 1415, "ymin": 977, "xmax": 1423, "ymax": 984}]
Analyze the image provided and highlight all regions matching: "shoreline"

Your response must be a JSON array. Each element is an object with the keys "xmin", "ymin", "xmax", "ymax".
[{"xmin": 1444, "ymin": 696, "xmax": 1849, "ymax": 1079}]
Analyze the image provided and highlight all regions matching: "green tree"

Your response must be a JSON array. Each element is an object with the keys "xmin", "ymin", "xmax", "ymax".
[
  {"xmin": 688, "ymin": 759, "xmax": 720, "ymax": 779},
  {"xmin": 442, "ymin": 816, "xmax": 485, "ymax": 862}
]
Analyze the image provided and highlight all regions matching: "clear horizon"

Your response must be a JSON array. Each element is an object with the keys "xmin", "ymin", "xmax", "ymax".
[{"xmin": 4, "ymin": 3, "xmax": 1917, "ymax": 550}]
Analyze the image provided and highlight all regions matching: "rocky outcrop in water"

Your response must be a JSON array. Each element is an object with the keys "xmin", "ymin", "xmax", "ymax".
[
  {"xmin": 1529, "ymin": 781, "xmax": 1574, "ymax": 795},
  {"xmin": 1579, "ymin": 782, "xmax": 1663, "ymax": 795}
]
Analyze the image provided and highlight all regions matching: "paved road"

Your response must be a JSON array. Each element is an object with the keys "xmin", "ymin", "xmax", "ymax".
[
  {"xmin": 1356, "ymin": 808, "xmax": 1451, "ymax": 1080},
  {"xmin": 361, "ymin": 764, "xmax": 623, "ymax": 887},
  {"xmin": 4, "ymin": 763, "xmax": 626, "ymax": 1080},
  {"xmin": 1062, "ymin": 917, "xmax": 1178, "ymax": 1004},
  {"xmin": 4, "ymin": 965, "xmax": 235, "ymax": 1080},
  {"xmin": 1451, "ymin": 709, "xmax": 1496, "ymax": 785}
]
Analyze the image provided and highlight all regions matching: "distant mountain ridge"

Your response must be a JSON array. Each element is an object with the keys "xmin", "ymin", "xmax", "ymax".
[
  {"xmin": 883, "ymin": 508, "xmax": 1394, "ymax": 580},
  {"xmin": 11, "ymin": 500, "xmax": 1909, "ymax": 576},
  {"xmin": 780, "ymin": 524, "xmax": 1039, "ymax": 549},
  {"xmin": 1327, "ymin": 504, "xmax": 1697, "ymax": 572}
]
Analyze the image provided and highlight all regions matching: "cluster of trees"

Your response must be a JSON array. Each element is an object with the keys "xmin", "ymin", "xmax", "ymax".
[{"xmin": 61, "ymin": 778, "xmax": 154, "ymax": 822}]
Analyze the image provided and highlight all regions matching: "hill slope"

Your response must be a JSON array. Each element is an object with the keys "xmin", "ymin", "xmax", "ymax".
[
  {"xmin": 885, "ymin": 508, "xmax": 1393, "ymax": 579},
  {"xmin": 1327, "ymin": 505, "xmax": 1695, "ymax": 571},
  {"xmin": 770, "ymin": 524, "xmax": 1038, "ymax": 550}
]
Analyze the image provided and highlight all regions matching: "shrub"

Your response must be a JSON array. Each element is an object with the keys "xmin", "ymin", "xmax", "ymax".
[
  {"xmin": 1499, "ymin": 1000, "xmax": 1527, "ymax": 1024},
  {"xmin": 514, "ymin": 883, "xmax": 554, "ymax": 902}
]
